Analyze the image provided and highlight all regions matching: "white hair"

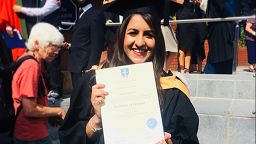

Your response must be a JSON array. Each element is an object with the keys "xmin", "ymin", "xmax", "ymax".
[{"xmin": 26, "ymin": 22, "xmax": 64, "ymax": 51}]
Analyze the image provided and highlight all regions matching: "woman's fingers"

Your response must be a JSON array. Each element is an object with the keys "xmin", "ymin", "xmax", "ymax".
[
  {"xmin": 156, "ymin": 132, "xmax": 173, "ymax": 144},
  {"xmin": 92, "ymin": 84, "xmax": 108, "ymax": 97},
  {"xmin": 164, "ymin": 132, "xmax": 173, "ymax": 144},
  {"xmin": 92, "ymin": 83, "xmax": 106, "ymax": 89},
  {"xmin": 91, "ymin": 84, "xmax": 109, "ymax": 105},
  {"xmin": 156, "ymin": 139, "xmax": 169, "ymax": 144},
  {"xmin": 92, "ymin": 89, "xmax": 108, "ymax": 98},
  {"xmin": 5, "ymin": 25, "xmax": 14, "ymax": 37},
  {"xmin": 61, "ymin": 42, "xmax": 71, "ymax": 50},
  {"xmin": 91, "ymin": 84, "xmax": 109, "ymax": 118},
  {"xmin": 13, "ymin": 5, "xmax": 22, "ymax": 12},
  {"xmin": 94, "ymin": 96, "xmax": 105, "ymax": 105},
  {"xmin": 164, "ymin": 132, "xmax": 171, "ymax": 139}
]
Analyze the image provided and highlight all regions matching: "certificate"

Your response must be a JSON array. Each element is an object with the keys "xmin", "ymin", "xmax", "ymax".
[{"xmin": 96, "ymin": 62, "xmax": 164, "ymax": 144}]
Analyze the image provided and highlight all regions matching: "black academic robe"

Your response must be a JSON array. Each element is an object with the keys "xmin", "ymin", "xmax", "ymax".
[
  {"xmin": 59, "ymin": 70, "xmax": 199, "ymax": 144},
  {"xmin": 206, "ymin": 0, "xmax": 236, "ymax": 64}
]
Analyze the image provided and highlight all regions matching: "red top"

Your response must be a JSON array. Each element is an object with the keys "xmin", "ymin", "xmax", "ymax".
[{"xmin": 12, "ymin": 53, "xmax": 49, "ymax": 141}]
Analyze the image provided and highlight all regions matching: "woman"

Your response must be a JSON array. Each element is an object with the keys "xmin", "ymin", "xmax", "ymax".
[
  {"xmin": 13, "ymin": 0, "xmax": 64, "ymax": 101},
  {"xmin": 11, "ymin": 23, "xmax": 66, "ymax": 144},
  {"xmin": 245, "ymin": 8, "xmax": 256, "ymax": 72},
  {"xmin": 176, "ymin": 0, "xmax": 204, "ymax": 74},
  {"xmin": 59, "ymin": 2, "xmax": 199, "ymax": 144}
]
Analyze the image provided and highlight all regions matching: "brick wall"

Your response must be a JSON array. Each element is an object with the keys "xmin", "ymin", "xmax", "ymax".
[
  {"xmin": 167, "ymin": 40, "xmax": 249, "ymax": 71},
  {"xmin": 238, "ymin": 47, "xmax": 248, "ymax": 66}
]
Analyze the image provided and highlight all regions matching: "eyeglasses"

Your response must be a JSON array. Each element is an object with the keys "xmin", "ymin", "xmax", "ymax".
[
  {"xmin": 44, "ymin": 44, "xmax": 61, "ymax": 58},
  {"xmin": 50, "ymin": 44, "xmax": 62, "ymax": 51}
]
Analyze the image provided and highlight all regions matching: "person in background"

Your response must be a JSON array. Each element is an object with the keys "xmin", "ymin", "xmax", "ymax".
[
  {"xmin": 204, "ymin": 0, "xmax": 236, "ymax": 74},
  {"xmin": 15, "ymin": 0, "xmax": 60, "ymax": 34},
  {"xmin": 67, "ymin": 0, "xmax": 105, "ymax": 90},
  {"xmin": 0, "ymin": 29, "xmax": 15, "ymax": 144},
  {"xmin": 12, "ymin": 23, "xmax": 66, "ymax": 144},
  {"xmin": 162, "ymin": 0, "xmax": 181, "ymax": 72},
  {"xmin": 100, "ymin": 0, "xmax": 120, "ymax": 65},
  {"xmin": 59, "ymin": 0, "xmax": 199, "ymax": 144},
  {"xmin": 13, "ymin": 0, "xmax": 65, "ymax": 101},
  {"xmin": 13, "ymin": 0, "xmax": 60, "ymax": 18},
  {"xmin": 103, "ymin": 0, "xmax": 120, "ymax": 50},
  {"xmin": 189, "ymin": 13, "xmax": 206, "ymax": 74},
  {"xmin": 0, "ymin": 1, "xmax": 26, "ymax": 143},
  {"xmin": 245, "ymin": 8, "xmax": 256, "ymax": 72},
  {"xmin": 0, "ymin": 0, "xmax": 26, "ymax": 61},
  {"xmin": 176, "ymin": 0, "xmax": 203, "ymax": 74}
]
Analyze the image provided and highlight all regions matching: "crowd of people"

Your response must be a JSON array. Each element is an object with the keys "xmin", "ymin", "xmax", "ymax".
[{"xmin": 0, "ymin": 0, "xmax": 255, "ymax": 143}]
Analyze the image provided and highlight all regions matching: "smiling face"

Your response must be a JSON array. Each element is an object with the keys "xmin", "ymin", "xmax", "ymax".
[{"xmin": 123, "ymin": 14, "xmax": 156, "ymax": 64}]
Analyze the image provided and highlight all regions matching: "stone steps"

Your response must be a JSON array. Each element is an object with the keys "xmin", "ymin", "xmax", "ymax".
[
  {"xmin": 49, "ymin": 67, "xmax": 255, "ymax": 144},
  {"xmin": 184, "ymin": 68, "xmax": 255, "ymax": 144}
]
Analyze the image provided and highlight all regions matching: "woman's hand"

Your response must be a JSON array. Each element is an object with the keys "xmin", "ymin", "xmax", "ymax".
[
  {"xmin": 156, "ymin": 132, "xmax": 173, "ymax": 144},
  {"xmin": 13, "ymin": 5, "xmax": 22, "ymax": 13},
  {"xmin": 245, "ymin": 22, "xmax": 256, "ymax": 36},
  {"xmin": 57, "ymin": 108, "xmax": 66, "ymax": 120},
  {"xmin": 61, "ymin": 42, "xmax": 71, "ymax": 50},
  {"xmin": 5, "ymin": 25, "xmax": 13, "ymax": 37},
  {"xmin": 91, "ymin": 84, "xmax": 109, "ymax": 119}
]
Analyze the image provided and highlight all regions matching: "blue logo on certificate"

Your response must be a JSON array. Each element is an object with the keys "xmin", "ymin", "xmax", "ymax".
[
  {"xmin": 120, "ymin": 68, "xmax": 129, "ymax": 78},
  {"xmin": 147, "ymin": 118, "xmax": 157, "ymax": 128}
]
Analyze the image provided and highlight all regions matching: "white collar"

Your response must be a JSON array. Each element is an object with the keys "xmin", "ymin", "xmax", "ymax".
[{"xmin": 79, "ymin": 3, "xmax": 92, "ymax": 19}]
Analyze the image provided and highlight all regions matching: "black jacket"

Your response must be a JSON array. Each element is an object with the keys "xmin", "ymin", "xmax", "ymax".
[{"xmin": 67, "ymin": 7, "xmax": 105, "ymax": 73}]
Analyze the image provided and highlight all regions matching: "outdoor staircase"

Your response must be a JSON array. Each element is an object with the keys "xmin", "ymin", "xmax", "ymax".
[
  {"xmin": 186, "ymin": 67, "xmax": 255, "ymax": 144},
  {"xmin": 49, "ymin": 67, "xmax": 255, "ymax": 144}
]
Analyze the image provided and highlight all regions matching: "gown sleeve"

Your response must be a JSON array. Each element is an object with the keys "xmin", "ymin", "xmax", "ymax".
[
  {"xmin": 58, "ymin": 71, "xmax": 104, "ymax": 144},
  {"xmin": 161, "ymin": 88, "xmax": 199, "ymax": 144}
]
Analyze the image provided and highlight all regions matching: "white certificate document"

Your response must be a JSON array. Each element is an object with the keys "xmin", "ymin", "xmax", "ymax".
[{"xmin": 96, "ymin": 62, "xmax": 164, "ymax": 144}]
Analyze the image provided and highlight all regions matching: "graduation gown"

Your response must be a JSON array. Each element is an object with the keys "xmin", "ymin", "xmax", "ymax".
[
  {"xmin": 59, "ymin": 70, "xmax": 199, "ymax": 144},
  {"xmin": 206, "ymin": 0, "xmax": 236, "ymax": 64}
]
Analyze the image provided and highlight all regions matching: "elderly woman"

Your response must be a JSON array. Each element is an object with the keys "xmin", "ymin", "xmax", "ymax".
[
  {"xmin": 12, "ymin": 22, "xmax": 66, "ymax": 144},
  {"xmin": 59, "ymin": 0, "xmax": 199, "ymax": 144}
]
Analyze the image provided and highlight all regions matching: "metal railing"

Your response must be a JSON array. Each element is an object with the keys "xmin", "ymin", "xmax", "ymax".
[
  {"xmin": 62, "ymin": 16, "xmax": 255, "ymax": 26},
  {"xmin": 61, "ymin": 15, "xmax": 255, "ymax": 74}
]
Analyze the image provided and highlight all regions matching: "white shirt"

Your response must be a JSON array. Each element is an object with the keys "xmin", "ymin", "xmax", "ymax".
[
  {"xmin": 21, "ymin": 0, "xmax": 59, "ymax": 17},
  {"xmin": 79, "ymin": 3, "xmax": 92, "ymax": 19},
  {"xmin": 200, "ymin": 0, "xmax": 208, "ymax": 13}
]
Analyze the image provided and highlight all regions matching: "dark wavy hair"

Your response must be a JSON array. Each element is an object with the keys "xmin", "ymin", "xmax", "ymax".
[{"xmin": 103, "ymin": 12, "xmax": 166, "ymax": 103}]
